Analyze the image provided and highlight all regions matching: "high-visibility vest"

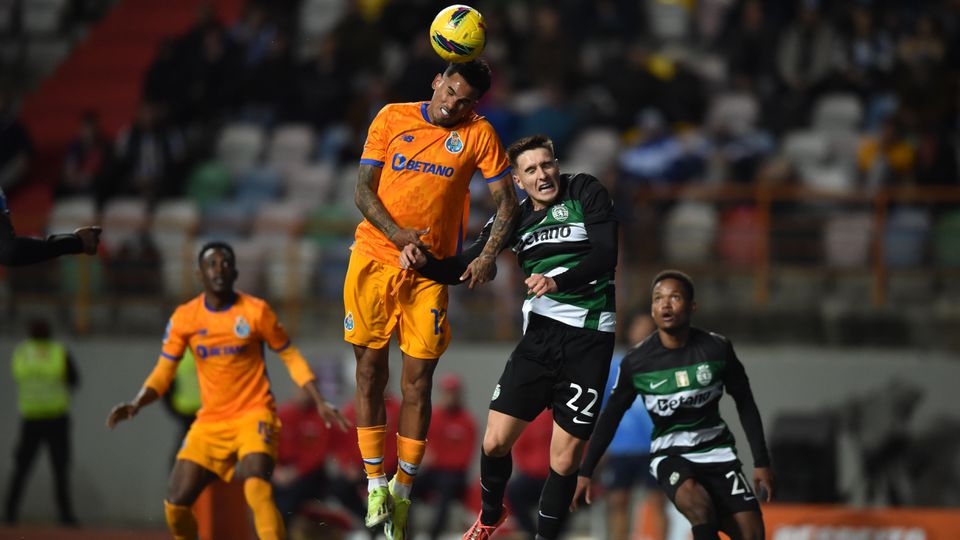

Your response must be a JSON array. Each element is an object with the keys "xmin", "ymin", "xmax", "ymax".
[
  {"xmin": 11, "ymin": 339, "xmax": 70, "ymax": 419},
  {"xmin": 171, "ymin": 350, "xmax": 201, "ymax": 416}
]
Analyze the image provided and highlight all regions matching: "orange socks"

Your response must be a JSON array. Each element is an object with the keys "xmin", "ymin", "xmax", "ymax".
[
  {"xmin": 163, "ymin": 500, "xmax": 198, "ymax": 540},
  {"xmin": 357, "ymin": 425, "xmax": 388, "ymax": 483},
  {"xmin": 394, "ymin": 435, "xmax": 426, "ymax": 498},
  {"xmin": 243, "ymin": 477, "xmax": 286, "ymax": 540}
]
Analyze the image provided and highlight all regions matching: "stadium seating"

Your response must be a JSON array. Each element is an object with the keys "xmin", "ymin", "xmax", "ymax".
[
  {"xmin": 215, "ymin": 122, "xmax": 266, "ymax": 178},
  {"xmin": 266, "ymin": 123, "xmax": 316, "ymax": 176},
  {"xmin": 823, "ymin": 211, "xmax": 873, "ymax": 268},
  {"xmin": 662, "ymin": 200, "xmax": 718, "ymax": 264},
  {"xmin": 884, "ymin": 207, "xmax": 931, "ymax": 268},
  {"xmin": 812, "ymin": 93, "xmax": 864, "ymax": 133},
  {"xmin": 152, "ymin": 199, "xmax": 200, "ymax": 299},
  {"xmin": 707, "ymin": 92, "xmax": 760, "ymax": 135},
  {"xmin": 46, "ymin": 196, "xmax": 97, "ymax": 234},
  {"xmin": 285, "ymin": 162, "xmax": 337, "ymax": 212},
  {"xmin": 100, "ymin": 197, "xmax": 149, "ymax": 254},
  {"xmin": 933, "ymin": 209, "xmax": 960, "ymax": 267},
  {"xmin": 22, "ymin": 0, "xmax": 68, "ymax": 35},
  {"xmin": 186, "ymin": 161, "xmax": 233, "ymax": 210}
]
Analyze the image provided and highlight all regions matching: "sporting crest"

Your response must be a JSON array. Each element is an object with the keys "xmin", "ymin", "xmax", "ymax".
[{"xmin": 696, "ymin": 364, "xmax": 713, "ymax": 386}]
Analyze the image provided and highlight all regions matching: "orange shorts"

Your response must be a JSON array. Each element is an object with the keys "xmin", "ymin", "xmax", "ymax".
[
  {"xmin": 176, "ymin": 408, "xmax": 280, "ymax": 481},
  {"xmin": 343, "ymin": 249, "xmax": 450, "ymax": 359}
]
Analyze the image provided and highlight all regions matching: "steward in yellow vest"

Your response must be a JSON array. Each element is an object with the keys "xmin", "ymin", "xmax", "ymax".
[{"xmin": 4, "ymin": 319, "xmax": 78, "ymax": 525}]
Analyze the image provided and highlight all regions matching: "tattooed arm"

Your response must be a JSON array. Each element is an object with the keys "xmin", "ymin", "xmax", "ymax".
[
  {"xmin": 461, "ymin": 178, "xmax": 519, "ymax": 288},
  {"xmin": 354, "ymin": 164, "xmax": 428, "ymax": 249}
]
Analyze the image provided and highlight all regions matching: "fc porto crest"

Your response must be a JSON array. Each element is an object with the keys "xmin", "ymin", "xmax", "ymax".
[
  {"xmin": 344, "ymin": 311, "xmax": 355, "ymax": 332},
  {"xmin": 444, "ymin": 131, "xmax": 464, "ymax": 154},
  {"xmin": 234, "ymin": 316, "xmax": 251, "ymax": 338}
]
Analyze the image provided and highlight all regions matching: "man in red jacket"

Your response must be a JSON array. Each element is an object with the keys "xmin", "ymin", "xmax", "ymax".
[
  {"xmin": 413, "ymin": 374, "xmax": 477, "ymax": 540},
  {"xmin": 273, "ymin": 386, "xmax": 338, "ymax": 526}
]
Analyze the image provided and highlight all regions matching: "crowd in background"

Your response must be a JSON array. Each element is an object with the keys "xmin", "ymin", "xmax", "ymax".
[{"xmin": 3, "ymin": 0, "xmax": 960, "ymax": 343}]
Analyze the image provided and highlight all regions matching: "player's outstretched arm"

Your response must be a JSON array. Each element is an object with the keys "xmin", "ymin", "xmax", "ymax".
[
  {"xmin": 402, "ymin": 214, "xmax": 496, "ymax": 285},
  {"xmin": 570, "ymin": 475, "xmax": 594, "ymax": 511},
  {"xmin": 302, "ymin": 380, "xmax": 350, "ymax": 431},
  {"xmin": 106, "ymin": 386, "xmax": 160, "ymax": 429},
  {"xmin": 723, "ymin": 342, "xmax": 773, "ymax": 495},
  {"xmin": 462, "ymin": 179, "xmax": 518, "ymax": 288},
  {"xmin": 574, "ymin": 363, "xmax": 639, "ymax": 510},
  {"xmin": 0, "ymin": 210, "xmax": 101, "ymax": 265},
  {"xmin": 753, "ymin": 466, "xmax": 775, "ymax": 502},
  {"xmin": 354, "ymin": 164, "xmax": 430, "ymax": 250},
  {"xmin": 107, "ymin": 355, "xmax": 178, "ymax": 429}
]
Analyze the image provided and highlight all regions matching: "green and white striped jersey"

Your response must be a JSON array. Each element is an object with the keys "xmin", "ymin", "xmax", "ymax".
[
  {"xmin": 511, "ymin": 173, "xmax": 617, "ymax": 332},
  {"xmin": 581, "ymin": 328, "xmax": 770, "ymax": 478}
]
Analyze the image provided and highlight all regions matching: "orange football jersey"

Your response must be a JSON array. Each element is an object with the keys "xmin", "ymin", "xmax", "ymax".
[
  {"xmin": 355, "ymin": 101, "xmax": 510, "ymax": 266},
  {"xmin": 157, "ymin": 292, "xmax": 312, "ymax": 422}
]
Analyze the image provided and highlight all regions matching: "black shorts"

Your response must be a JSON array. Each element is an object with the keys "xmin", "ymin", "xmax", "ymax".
[
  {"xmin": 489, "ymin": 312, "xmax": 614, "ymax": 440},
  {"xmin": 601, "ymin": 454, "xmax": 659, "ymax": 491},
  {"xmin": 654, "ymin": 456, "xmax": 761, "ymax": 516}
]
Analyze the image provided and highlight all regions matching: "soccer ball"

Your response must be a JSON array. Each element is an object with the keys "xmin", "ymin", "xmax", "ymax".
[{"xmin": 429, "ymin": 5, "xmax": 486, "ymax": 63}]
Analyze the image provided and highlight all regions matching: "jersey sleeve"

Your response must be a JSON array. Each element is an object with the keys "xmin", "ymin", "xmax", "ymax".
[
  {"xmin": 258, "ymin": 301, "xmax": 316, "ymax": 387},
  {"xmin": 722, "ymin": 341, "xmax": 771, "ymax": 468},
  {"xmin": 359, "ymin": 105, "xmax": 391, "ymax": 167},
  {"xmin": 416, "ymin": 213, "xmax": 495, "ymax": 284},
  {"xmin": 576, "ymin": 175, "xmax": 617, "ymax": 225},
  {"xmin": 160, "ymin": 309, "xmax": 190, "ymax": 361},
  {"xmin": 475, "ymin": 122, "xmax": 510, "ymax": 183},
  {"xmin": 258, "ymin": 302, "xmax": 293, "ymax": 352}
]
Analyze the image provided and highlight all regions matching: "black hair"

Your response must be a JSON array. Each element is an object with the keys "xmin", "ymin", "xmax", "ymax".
[
  {"xmin": 443, "ymin": 58, "xmax": 492, "ymax": 98},
  {"xmin": 506, "ymin": 134, "xmax": 556, "ymax": 167},
  {"xmin": 197, "ymin": 241, "xmax": 236, "ymax": 266},
  {"xmin": 651, "ymin": 269, "xmax": 695, "ymax": 302}
]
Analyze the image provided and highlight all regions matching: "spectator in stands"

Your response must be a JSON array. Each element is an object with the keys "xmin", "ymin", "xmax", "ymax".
[
  {"xmin": 519, "ymin": 5, "xmax": 577, "ymax": 89},
  {"xmin": 4, "ymin": 319, "xmax": 79, "ymax": 526},
  {"xmin": 516, "ymin": 83, "xmax": 580, "ymax": 153},
  {"xmin": 857, "ymin": 114, "xmax": 916, "ymax": 190},
  {"xmin": 504, "ymin": 411, "xmax": 555, "ymax": 540},
  {"xmin": 240, "ymin": 31, "xmax": 298, "ymax": 126},
  {"xmin": 833, "ymin": 5, "xmax": 895, "ymax": 98},
  {"xmin": 0, "ymin": 89, "xmax": 32, "ymax": 192},
  {"xmin": 297, "ymin": 33, "xmax": 351, "ymax": 131},
  {"xmin": 183, "ymin": 26, "xmax": 241, "ymax": 126},
  {"xmin": 411, "ymin": 374, "xmax": 477, "ymax": 540},
  {"xmin": 230, "ymin": 3, "xmax": 277, "ymax": 70},
  {"xmin": 59, "ymin": 110, "xmax": 112, "ymax": 198},
  {"xmin": 103, "ymin": 101, "xmax": 186, "ymax": 209},
  {"xmin": 776, "ymin": 0, "xmax": 841, "ymax": 129},
  {"xmin": 143, "ymin": 39, "xmax": 188, "ymax": 121},
  {"xmin": 618, "ymin": 108, "xmax": 708, "ymax": 190},
  {"xmin": 274, "ymin": 384, "xmax": 337, "ymax": 527},
  {"xmin": 722, "ymin": 0, "xmax": 782, "ymax": 116},
  {"xmin": 915, "ymin": 122, "xmax": 959, "ymax": 186}
]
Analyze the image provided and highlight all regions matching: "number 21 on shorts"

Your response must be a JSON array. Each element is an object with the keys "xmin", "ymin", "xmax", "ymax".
[{"xmin": 726, "ymin": 470, "xmax": 755, "ymax": 498}]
